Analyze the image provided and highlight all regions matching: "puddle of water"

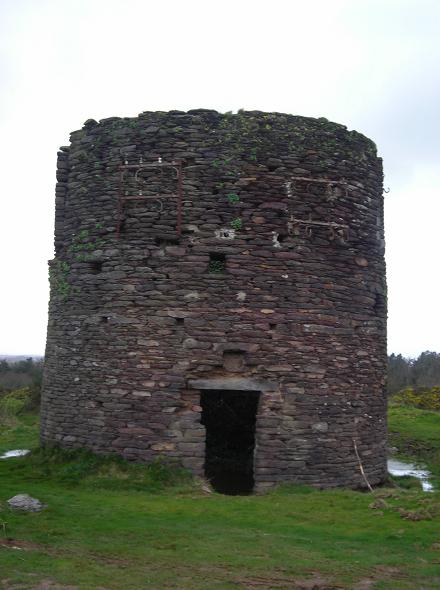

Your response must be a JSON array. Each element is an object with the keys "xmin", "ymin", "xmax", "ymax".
[
  {"xmin": 0, "ymin": 449, "xmax": 30, "ymax": 459},
  {"xmin": 388, "ymin": 458, "xmax": 434, "ymax": 492}
]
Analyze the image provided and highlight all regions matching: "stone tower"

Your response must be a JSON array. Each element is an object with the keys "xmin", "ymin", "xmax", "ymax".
[{"xmin": 41, "ymin": 109, "xmax": 387, "ymax": 493}]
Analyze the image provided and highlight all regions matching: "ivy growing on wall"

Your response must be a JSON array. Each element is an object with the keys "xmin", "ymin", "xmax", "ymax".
[
  {"xmin": 68, "ymin": 226, "xmax": 105, "ymax": 262},
  {"xmin": 49, "ymin": 260, "xmax": 71, "ymax": 299}
]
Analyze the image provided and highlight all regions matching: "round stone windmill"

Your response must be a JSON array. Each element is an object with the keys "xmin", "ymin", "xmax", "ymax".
[{"xmin": 41, "ymin": 109, "xmax": 387, "ymax": 494}]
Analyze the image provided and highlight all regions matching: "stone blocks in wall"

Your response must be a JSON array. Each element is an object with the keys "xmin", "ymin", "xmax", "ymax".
[{"xmin": 41, "ymin": 109, "xmax": 387, "ymax": 491}]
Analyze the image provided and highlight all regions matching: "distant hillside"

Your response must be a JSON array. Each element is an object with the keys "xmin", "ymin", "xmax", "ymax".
[{"xmin": 0, "ymin": 355, "xmax": 43, "ymax": 362}]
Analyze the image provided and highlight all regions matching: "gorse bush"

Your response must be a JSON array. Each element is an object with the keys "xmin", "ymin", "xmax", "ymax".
[
  {"xmin": 0, "ymin": 387, "xmax": 38, "ymax": 426},
  {"xmin": 391, "ymin": 386, "xmax": 440, "ymax": 411},
  {"xmin": 0, "ymin": 388, "xmax": 29, "ymax": 415},
  {"xmin": 0, "ymin": 358, "xmax": 42, "ymax": 424}
]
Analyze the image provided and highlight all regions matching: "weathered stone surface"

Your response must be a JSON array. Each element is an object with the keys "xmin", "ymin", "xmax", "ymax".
[
  {"xmin": 188, "ymin": 378, "xmax": 278, "ymax": 392},
  {"xmin": 7, "ymin": 494, "xmax": 46, "ymax": 512},
  {"xmin": 41, "ymin": 109, "xmax": 387, "ymax": 492}
]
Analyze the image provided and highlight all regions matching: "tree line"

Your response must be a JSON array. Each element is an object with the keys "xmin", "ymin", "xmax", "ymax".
[
  {"xmin": 0, "ymin": 357, "xmax": 43, "ymax": 393},
  {"xmin": 388, "ymin": 351, "xmax": 440, "ymax": 395}
]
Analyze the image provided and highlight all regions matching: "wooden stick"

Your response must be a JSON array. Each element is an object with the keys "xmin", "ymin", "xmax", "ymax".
[{"xmin": 353, "ymin": 438, "xmax": 374, "ymax": 492}]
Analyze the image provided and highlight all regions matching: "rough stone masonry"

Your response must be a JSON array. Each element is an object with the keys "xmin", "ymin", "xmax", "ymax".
[{"xmin": 41, "ymin": 109, "xmax": 387, "ymax": 492}]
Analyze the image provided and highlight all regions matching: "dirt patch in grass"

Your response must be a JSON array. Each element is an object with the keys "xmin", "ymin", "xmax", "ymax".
[
  {"xmin": 0, "ymin": 538, "xmax": 44, "ymax": 551},
  {"xmin": 352, "ymin": 566, "xmax": 404, "ymax": 590},
  {"xmin": 236, "ymin": 565, "xmax": 408, "ymax": 590},
  {"xmin": 234, "ymin": 573, "xmax": 341, "ymax": 589},
  {"xmin": 1, "ymin": 576, "xmax": 80, "ymax": 590}
]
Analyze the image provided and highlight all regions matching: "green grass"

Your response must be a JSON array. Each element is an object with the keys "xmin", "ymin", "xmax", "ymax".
[
  {"xmin": 0, "ymin": 408, "xmax": 440, "ymax": 589},
  {"xmin": 0, "ymin": 387, "xmax": 40, "ymax": 454},
  {"xmin": 12, "ymin": 445, "xmax": 194, "ymax": 493},
  {"xmin": 0, "ymin": 412, "xmax": 39, "ymax": 455},
  {"xmin": 388, "ymin": 403, "xmax": 440, "ymax": 486}
]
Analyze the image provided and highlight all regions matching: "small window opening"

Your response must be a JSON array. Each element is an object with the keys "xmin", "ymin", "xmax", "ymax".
[
  {"xmin": 208, "ymin": 252, "xmax": 226, "ymax": 274},
  {"xmin": 182, "ymin": 225, "xmax": 199, "ymax": 235},
  {"xmin": 176, "ymin": 317, "xmax": 185, "ymax": 325},
  {"xmin": 155, "ymin": 236, "xmax": 180, "ymax": 247},
  {"xmin": 269, "ymin": 323, "xmax": 277, "ymax": 329},
  {"xmin": 88, "ymin": 261, "xmax": 103, "ymax": 274},
  {"xmin": 278, "ymin": 233, "xmax": 288, "ymax": 243},
  {"xmin": 101, "ymin": 316, "xmax": 110, "ymax": 324}
]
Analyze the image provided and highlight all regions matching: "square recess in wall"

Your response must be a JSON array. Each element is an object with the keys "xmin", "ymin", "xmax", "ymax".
[{"xmin": 208, "ymin": 253, "xmax": 226, "ymax": 274}]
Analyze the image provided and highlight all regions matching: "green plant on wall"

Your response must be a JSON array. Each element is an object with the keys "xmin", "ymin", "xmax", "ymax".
[
  {"xmin": 249, "ymin": 146, "xmax": 258, "ymax": 161},
  {"xmin": 208, "ymin": 259, "xmax": 226, "ymax": 274},
  {"xmin": 69, "ymin": 228, "xmax": 105, "ymax": 262},
  {"xmin": 214, "ymin": 111, "xmax": 271, "ymax": 167},
  {"xmin": 49, "ymin": 260, "xmax": 71, "ymax": 299},
  {"xmin": 230, "ymin": 218, "xmax": 242, "ymax": 230},
  {"xmin": 49, "ymin": 225, "xmax": 106, "ymax": 298},
  {"xmin": 212, "ymin": 110, "xmax": 376, "ymax": 168},
  {"xmin": 227, "ymin": 193, "xmax": 240, "ymax": 205}
]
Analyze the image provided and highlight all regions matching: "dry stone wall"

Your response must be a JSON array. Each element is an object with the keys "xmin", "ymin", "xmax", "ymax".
[{"xmin": 41, "ymin": 109, "xmax": 387, "ymax": 491}]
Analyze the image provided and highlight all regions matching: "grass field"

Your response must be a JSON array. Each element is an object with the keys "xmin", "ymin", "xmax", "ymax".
[
  {"xmin": 0, "ymin": 403, "xmax": 439, "ymax": 589},
  {"xmin": 388, "ymin": 403, "xmax": 440, "ymax": 487}
]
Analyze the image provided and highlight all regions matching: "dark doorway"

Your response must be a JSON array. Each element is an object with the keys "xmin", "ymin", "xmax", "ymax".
[{"xmin": 200, "ymin": 389, "xmax": 259, "ymax": 495}]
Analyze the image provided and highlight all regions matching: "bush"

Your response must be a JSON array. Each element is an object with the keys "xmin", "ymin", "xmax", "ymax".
[
  {"xmin": 0, "ymin": 357, "xmax": 43, "ymax": 395},
  {"xmin": 0, "ymin": 387, "xmax": 31, "ymax": 418},
  {"xmin": 391, "ymin": 386, "xmax": 440, "ymax": 411}
]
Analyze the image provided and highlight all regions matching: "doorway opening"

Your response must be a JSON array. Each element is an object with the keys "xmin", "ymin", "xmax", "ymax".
[{"xmin": 200, "ymin": 389, "xmax": 260, "ymax": 495}]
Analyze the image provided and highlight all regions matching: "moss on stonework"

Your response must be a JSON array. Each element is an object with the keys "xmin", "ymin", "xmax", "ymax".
[
  {"xmin": 80, "ymin": 109, "xmax": 379, "ymax": 167},
  {"xmin": 48, "ymin": 259, "xmax": 71, "ymax": 299}
]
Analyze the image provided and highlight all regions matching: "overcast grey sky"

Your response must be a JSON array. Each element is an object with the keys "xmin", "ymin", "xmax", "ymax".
[{"xmin": 0, "ymin": 0, "xmax": 439, "ymax": 357}]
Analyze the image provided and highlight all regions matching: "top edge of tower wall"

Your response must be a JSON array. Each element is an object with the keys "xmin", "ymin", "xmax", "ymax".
[{"xmin": 59, "ymin": 109, "xmax": 379, "ymax": 162}]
